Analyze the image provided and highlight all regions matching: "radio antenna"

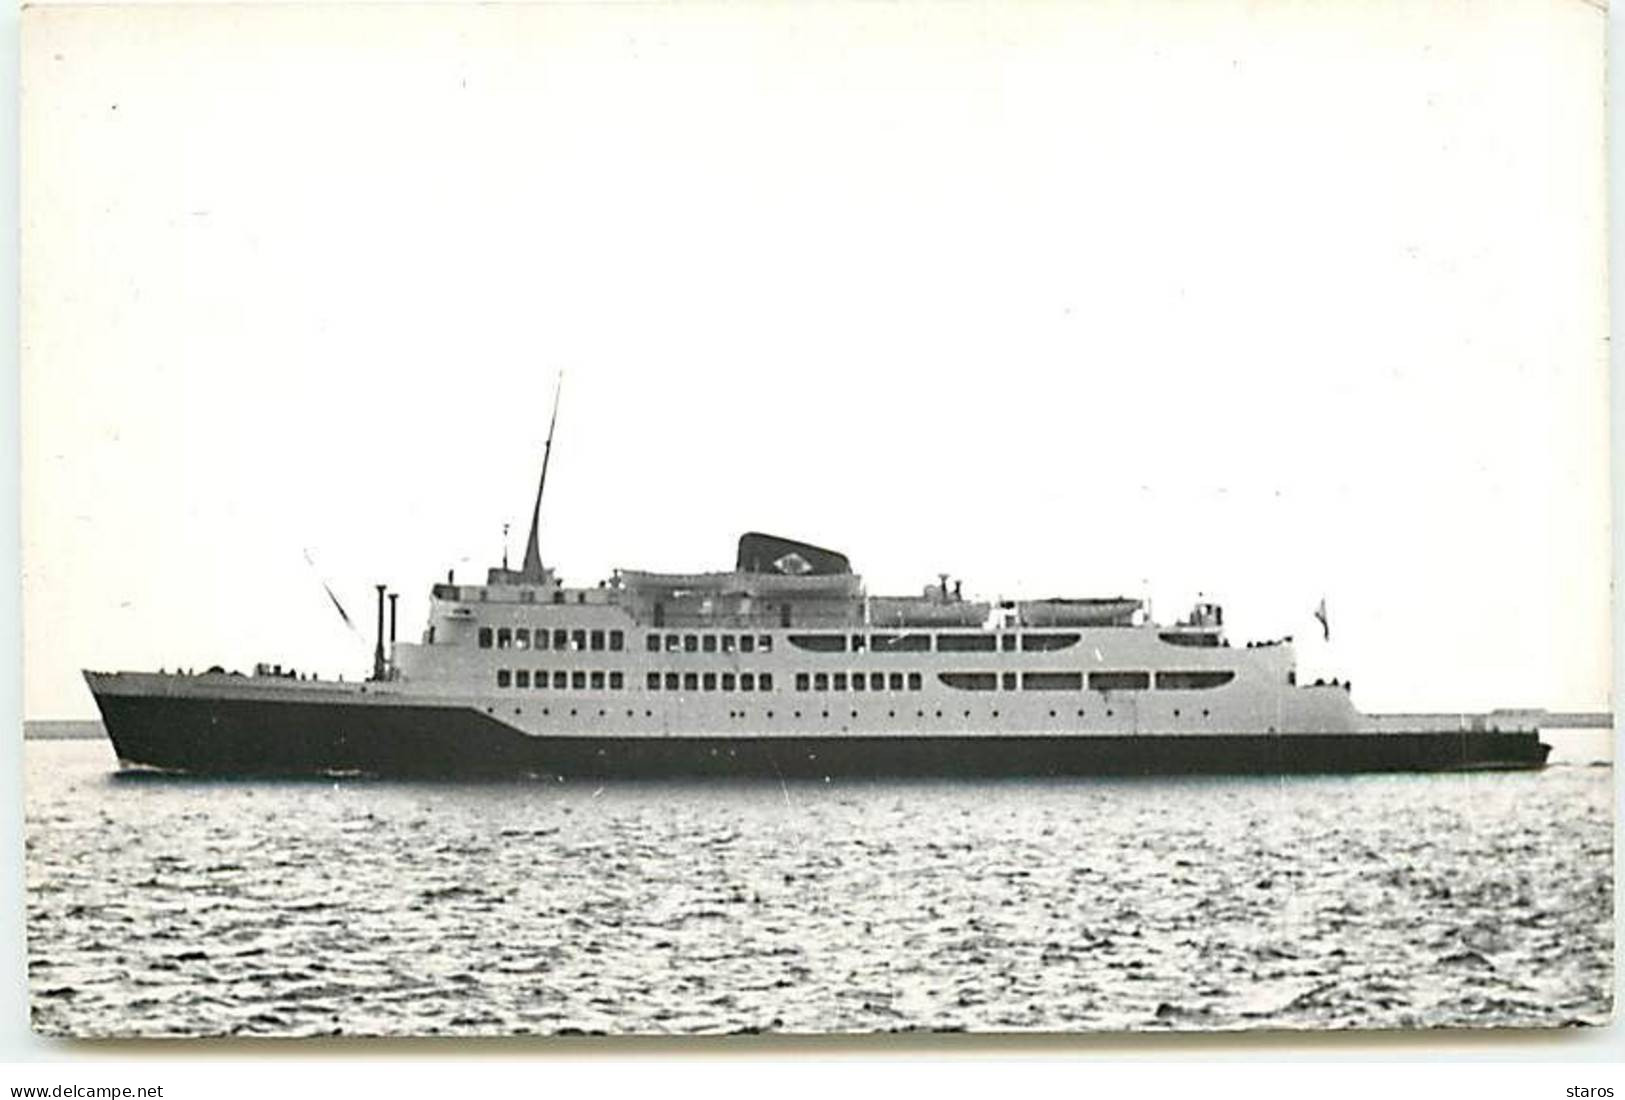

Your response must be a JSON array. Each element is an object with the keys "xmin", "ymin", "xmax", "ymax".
[{"xmin": 520, "ymin": 372, "xmax": 563, "ymax": 581}]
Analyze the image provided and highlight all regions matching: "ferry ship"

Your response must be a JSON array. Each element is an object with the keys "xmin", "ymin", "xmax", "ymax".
[{"xmin": 85, "ymin": 413, "xmax": 1553, "ymax": 778}]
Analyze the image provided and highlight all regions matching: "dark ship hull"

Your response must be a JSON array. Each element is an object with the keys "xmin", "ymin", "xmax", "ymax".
[{"xmin": 92, "ymin": 690, "xmax": 1552, "ymax": 780}]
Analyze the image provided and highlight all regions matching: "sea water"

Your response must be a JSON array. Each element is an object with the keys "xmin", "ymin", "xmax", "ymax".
[{"xmin": 24, "ymin": 734, "xmax": 1613, "ymax": 1037}]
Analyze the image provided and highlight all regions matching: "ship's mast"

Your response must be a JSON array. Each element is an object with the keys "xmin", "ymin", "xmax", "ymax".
[{"xmin": 519, "ymin": 373, "xmax": 563, "ymax": 582}]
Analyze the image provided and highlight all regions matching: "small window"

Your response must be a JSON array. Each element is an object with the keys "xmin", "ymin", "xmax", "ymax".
[
  {"xmin": 1023, "ymin": 672, "xmax": 1083, "ymax": 690},
  {"xmin": 497, "ymin": 669, "xmax": 511, "ymax": 687},
  {"xmin": 741, "ymin": 673, "xmax": 756, "ymax": 691},
  {"xmin": 609, "ymin": 671, "xmax": 623, "ymax": 690},
  {"xmin": 497, "ymin": 628, "xmax": 512, "ymax": 649},
  {"xmin": 478, "ymin": 627, "xmax": 493, "ymax": 649},
  {"xmin": 789, "ymin": 634, "xmax": 846, "ymax": 653},
  {"xmin": 1022, "ymin": 633, "xmax": 1081, "ymax": 652},
  {"xmin": 534, "ymin": 669, "xmax": 547, "ymax": 689},
  {"xmin": 572, "ymin": 671, "xmax": 586, "ymax": 690},
  {"xmin": 514, "ymin": 629, "xmax": 530, "ymax": 651},
  {"xmin": 1001, "ymin": 634, "xmax": 1017, "ymax": 651},
  {"xmin": 814, "ymin": 673, "xmax": 829, "ymax": 691},
  {"xmin": 908, "ymin": 672, "xmax": 922, "ymax": 691},
  {"xmin": 871, "ymin": 633, "xmax": 930, "ymax": 653},
  {"xmin": 722, "ymin": 672, "xmax": 736, "ymax": 691},
  {"xmin": 553, "ymin": 629, "xmax": 567, "ymax": 650},
  {"xmin": 534, "ymin": 630, "xmax": 549, "ymax": 651},
  {"xmin": 590, "ymin": 630, "xmax": 605, "ymax": 652},
  {"xmin": 1155, "ymin": 670, "xmax": 1236, "ymax": 690},
  {"xmin": 515, "ymin": 669, "xmax": 530, "ymax": 688},
  {"xmin": 683, "ymin": 634, "xmax": 697, "ymax": 653},
  {"xmin": 683, "ymin": 672, "xmax": 699, "ymax": 692},
  {"xmin": 1090, "ymin": 671, "xmax": 1150, "ymax": 691},
  {"xmin": 591, "ymin": 671, "xmax": 604, "ymax": 690},
  {"xmin": 647, "ymin": 633, "xmax": 660, "ymax": 652},
  {"xmin": 665, "ymin": 672, "xmax": 679, "ymax": 691},
  {"xmin": 703, "ymin": 673, "xmax": 717, "ymax": 691},
  {"xmin": 647, "ymin": 672, "xmax": 661, "ymax": 690},
  {"xmin": 572, "ymin": 629, "xmax": 587, "ymax": 652},
  {"xmin": 940, "ymin": 672, "xmax": 996, "ymax": 691},
  {"xmin": 1002, "ymin": 672, "xmax": 1017, "ymax": 691},
  {"xmin": 796, "ymin": 673, "xmax": 810, "ymax": 691},
  {"xmin": 871, "ymin": 673, "xmax": 885, "ymax": 690},
  {"xmin": 740, "ymin": 635, "xmax": 756, "ymax": 654},
  {"xmin": 665, "ymin": 633, "xmax": 679, "ymax": 651},
  {"xmin": 851, "ymin": 672, "xmax": 865, "ymax": 692},
  {"xmin": 889, "ymin": 673, "xmax": 904, "ymax": 691},
  {"xmin": 703, "ymin": 635, "xmax": 717, "ymax": 653},
  {"xmin": 610, "ymin": 630, "xmax": 624, "ymax": 652},
  {"xmin": 937, "ymin": 633, "xmax": 996, "ymax": 652},
  {"xmin": 833, "ymin": 673, "xmax": 848, "ymax": 691},
  {"xmin": 759, "ymin": 635, "xmax": 773, "ymax": 652},
  {"xmin": 721, "ymin": 635, "xmax": 736, "ymax": 654},
  {"xmin": 759, "ymin": 673, "xmax": 773, "ymax": 691},
  {"xmin": 1159, "ymin": 631, "xmax": 1221, "ymax": 648},
  {"xmin": 851, "ymin": 634, "xmax": 866, "ymax": 653}
]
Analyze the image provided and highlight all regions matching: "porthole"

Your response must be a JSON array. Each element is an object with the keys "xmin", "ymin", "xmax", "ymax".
[
  {"xmin": 569, "ymin": 708, "xmax": 577, "ymax": 717},
  {"xmin": 1107, "ymin": 709, "xmax": 1114, "ymax": 717},
  {"xmin": 1173, "ymin": 709, "xmax": 1181, "ymax": 718}
]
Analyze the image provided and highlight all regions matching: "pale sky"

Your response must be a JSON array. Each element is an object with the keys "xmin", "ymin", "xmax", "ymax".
[{"xmin": 21, "ymin": 0, "xmax": 1610, "ymax": 718}]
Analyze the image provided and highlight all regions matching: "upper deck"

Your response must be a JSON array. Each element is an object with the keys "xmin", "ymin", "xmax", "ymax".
[{"xmin": 425, "ymin": 531, "xmax": 1147, "ymax": 634}]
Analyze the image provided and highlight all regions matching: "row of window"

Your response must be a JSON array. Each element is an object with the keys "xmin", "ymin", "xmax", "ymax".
[
  {"xmin": 645, "ymin": 633, "xmax": 776, "ymax": 654},
  {"xmin": 495, "ymin": 666, "xmax": 1235, "ymax": 693},
  {"xmin": 933, "ymin": 670, "xmax": 1235, "ymax": 692},
  {"xmin": 787, "ymin": 632, "xmax": 1081, "ymax": 654},
  {"xmin": 643, "ymin": 632, "xmax": 1082, "ymax": 655},
  {"xmin": 791, "ymin": 672, "xmax": 927, "ymax": 692},
  {"xmin": 646, "ymin": 672, "xmax": 775, "ymax": 692},
  {"xmin": 480, "ymin": 629, "xmax": 1214, "ymax": 664},
  {"xmin": 493, "ymin": 670, "xmax": 783, "ymax": 692},
  {"xmin": 480, "ymin": 627, "xmax": 625, "ymax": 652},
  {"xmin": 806, "ymin": 671, "xmax": 954, "ymax": 692},
  {"xmin": 496, "ymin": 669, "xmax": 629, "ymax": 689}
]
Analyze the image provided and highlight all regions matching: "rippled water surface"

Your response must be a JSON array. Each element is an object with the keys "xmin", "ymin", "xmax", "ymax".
[{"xmin": 26, "ymin": 738, "xmax": 1613, "ymax": 1037}]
